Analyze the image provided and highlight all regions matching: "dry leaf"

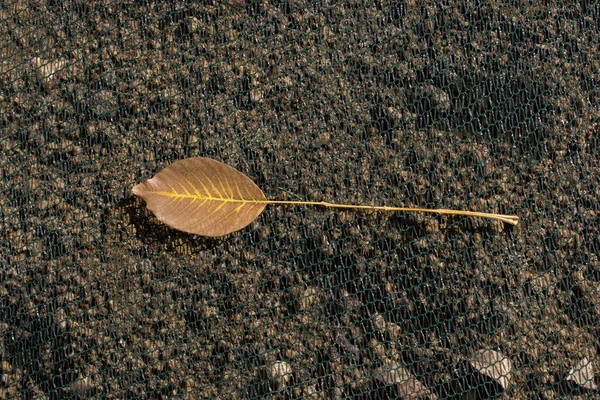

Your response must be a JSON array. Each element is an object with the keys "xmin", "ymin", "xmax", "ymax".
[
  {"xmin": 567, "ymin": 358, "xmax": 597, "ymax": 390},
  {"xmin": 132, "ymin": 158, "xmax": 267, "ymax": 237},
  {"xmin": 469, "ymin": 350, "xmax": 513, "ymax": 390},
  {"xmin": 133, "ymin": 157, "xmax": 519, "ymax": 237}
]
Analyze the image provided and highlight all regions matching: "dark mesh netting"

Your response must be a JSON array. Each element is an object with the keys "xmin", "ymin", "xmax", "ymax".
[{"xmin": 1, "ymin": 1, "xmax": 599, "ymax": 398}]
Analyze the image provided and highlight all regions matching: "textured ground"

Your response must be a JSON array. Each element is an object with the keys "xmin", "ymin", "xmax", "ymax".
[{"xmin": 1, "ymin": 1, "xmax": 599, "ymax": 399}]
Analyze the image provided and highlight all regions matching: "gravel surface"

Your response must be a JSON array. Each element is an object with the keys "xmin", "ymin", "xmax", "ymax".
[{"xmin": 1, "ymin": 1, "xmax": 599, "ymax": 398}]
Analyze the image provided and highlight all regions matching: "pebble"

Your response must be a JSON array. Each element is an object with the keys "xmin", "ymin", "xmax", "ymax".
[{"xmin": 268, "ymin": 361, "xmax": 292, "ymax": 389}]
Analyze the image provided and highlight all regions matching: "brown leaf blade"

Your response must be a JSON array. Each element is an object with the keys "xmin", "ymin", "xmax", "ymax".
[{"xmin": 132, "ymin": 158, "xmax": 267, "ymax": 237}]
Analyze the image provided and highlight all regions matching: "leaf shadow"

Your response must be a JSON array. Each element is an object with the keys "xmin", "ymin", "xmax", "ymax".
[{"xmin": 119, "ymin": 196, "xmax": 225, "ymax": 254}]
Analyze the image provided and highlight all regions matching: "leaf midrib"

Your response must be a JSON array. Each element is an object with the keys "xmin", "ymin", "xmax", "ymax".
[{"xmin": 151, "ymin": 190, "xmax": 266, "ymax": 204}]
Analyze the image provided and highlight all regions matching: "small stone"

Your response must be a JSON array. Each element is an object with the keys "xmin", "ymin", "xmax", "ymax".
[
  {"xmin": 24, "ymin": 179, "xmax": 39, "ymax": 191},
  {"xmin": 188, "ymin": 17, "xmax": 200, "ymax": 32},
  {"xmin": 372, "ymin": 313, "xmax": 386, "ymax": 332},
  {"xmin": 567, "ymin": 358, "xmax": 597, "ymax": 390},
  {"xmin": 66, "ymin": 376, "xmax": 93, "ymax": 393},
  {"xmin": 469, "ymin": 350, "xmax": 513, "ymax": 390},
  {"xmin": 375, "ymin": 361, "xmax": 431, "ymax": 399},
  {"xmin": 298, "ymin": 287, "xmax": 318, "ymax": 311},
  {"xmin": 250, "ymin": 88, "xmax": 263, "ymax": 103},
  {"xmin": 0, "ymin": 361, "xmax": 11, "ymax": 372},
  {"xmin": 31, "ymin": 57, "xmax": 66, "ymax": 87},
  {"xmin": 55, "ymin": 308, "xmax": 67, "ymax": 331},
  {"xmin": 91, "ymin": 90, "xmax": 117, "ymax": 117},
  {"xmin": 268, "ymin": 361, "xmax": 292, "ymax": 389}
]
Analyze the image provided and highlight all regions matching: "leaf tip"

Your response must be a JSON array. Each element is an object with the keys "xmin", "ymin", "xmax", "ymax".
[{"xmin": 132, "ymin": 183, "xmax": 145, "ymax": 197}]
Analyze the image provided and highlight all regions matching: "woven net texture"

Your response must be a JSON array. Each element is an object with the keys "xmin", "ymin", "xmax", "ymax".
[{"xmin": 1, "ymin": 1, "xmax": 600, "ymax": 399}]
